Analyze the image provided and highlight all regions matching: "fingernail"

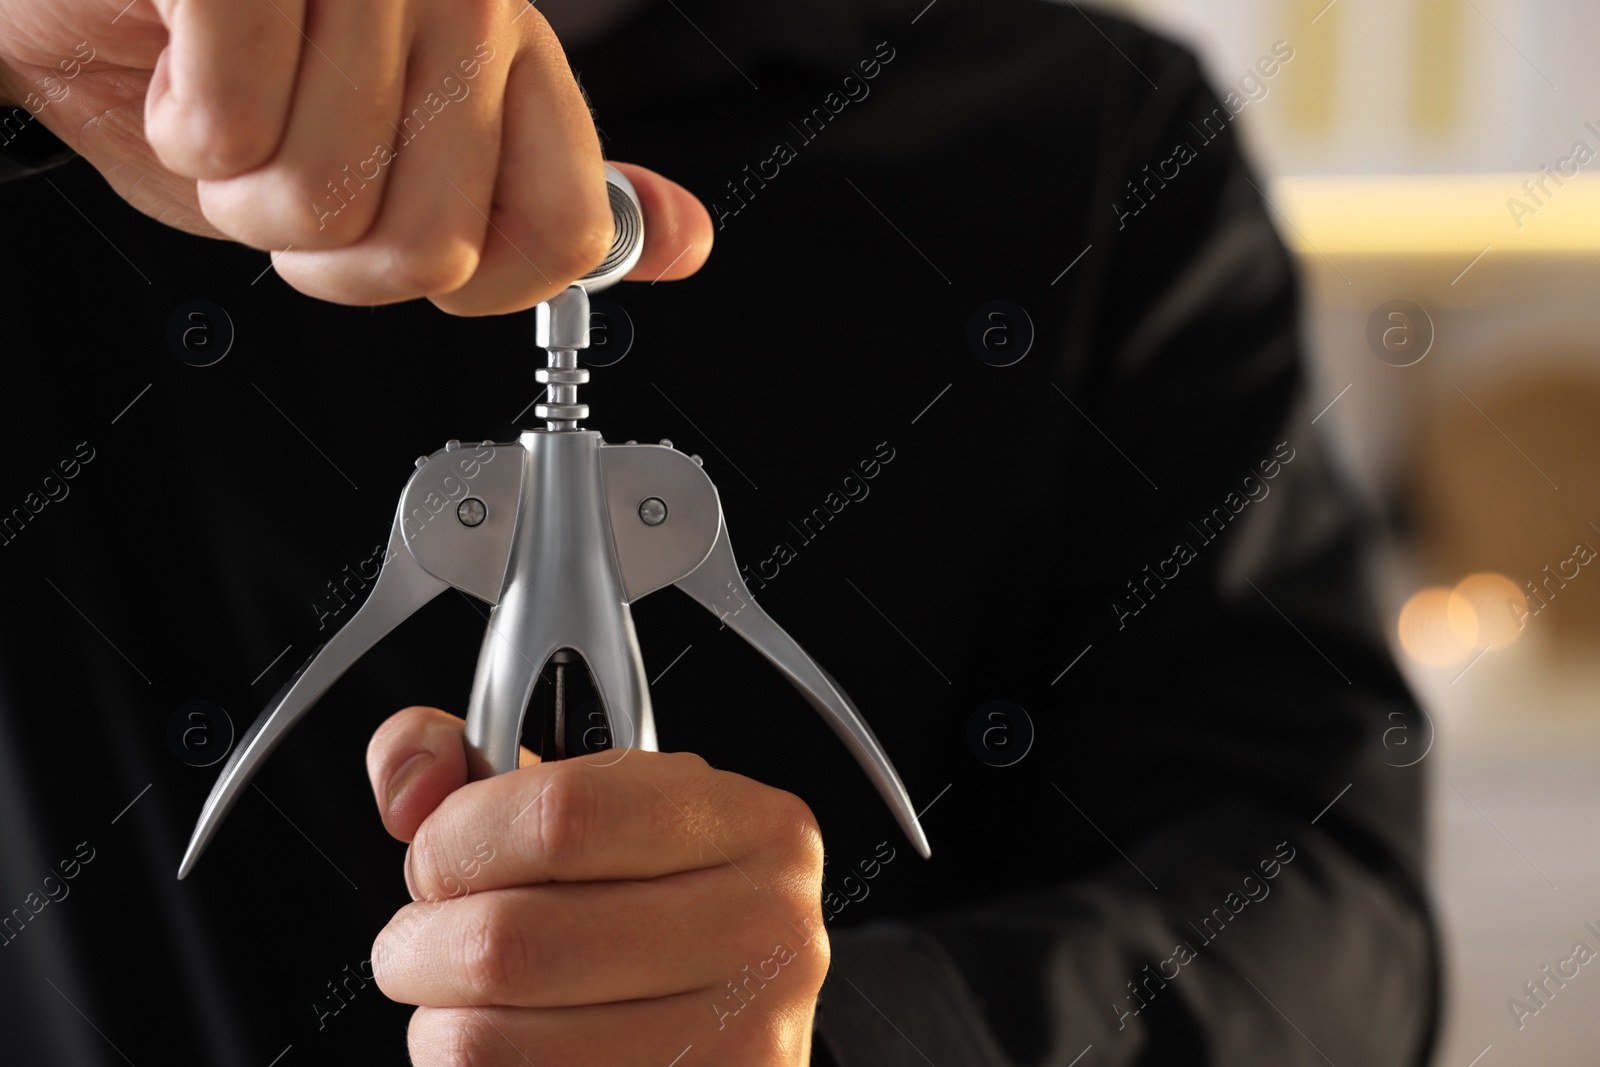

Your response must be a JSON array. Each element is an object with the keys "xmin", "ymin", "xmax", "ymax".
[
  {"xmin": 403, "ymin": 843, "xmax": 421, "ymax": 902},
  {"xmin": 386, "ymin": 751, "xmax": 433, "ymax": 814}
]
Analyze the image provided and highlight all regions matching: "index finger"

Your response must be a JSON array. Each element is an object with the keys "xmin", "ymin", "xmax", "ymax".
[
  {"xmin": 144, "ymin": 0, "xmax": 304, "ymax": 177},
  {"xmin": 404, "ymin": 749, "xmax": 819, "ymax": 901}
]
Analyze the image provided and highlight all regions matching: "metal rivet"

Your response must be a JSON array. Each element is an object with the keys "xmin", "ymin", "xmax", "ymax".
[
  {"xmin": 638, "ymin": 497, "xmax": 668, "ymax": 526},
  {"xmin": 690, "ymin": 454, "xmax": 703, "ymax": 466},
  {"xmin": 415, "ymin": 456, "xmax": 428, "ymax": 468},
  {"xmin": 659, "ymin": 438, "xmax": 673, "ymax": 449},
  {"xmin": 445, "ymin": 439, "xmax": 461, "ymax": 452},
  {"xmin": 457, "ymin": 498, "xmax": 487, "ymax": 527}
]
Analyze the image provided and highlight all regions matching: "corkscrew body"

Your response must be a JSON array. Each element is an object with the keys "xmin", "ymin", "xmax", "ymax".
[{"xmin": 178, "ymin": 165, "xmax": 930, "ymax": 879}]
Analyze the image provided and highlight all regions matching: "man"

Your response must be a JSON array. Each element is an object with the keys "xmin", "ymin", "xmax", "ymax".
[{"xmin": 0, "ymin": 0, "xmax": 1439, "ymax": 1063}]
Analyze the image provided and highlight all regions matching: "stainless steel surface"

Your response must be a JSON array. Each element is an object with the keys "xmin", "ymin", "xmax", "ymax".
[
  {"xmin": 183, "ymin": 427, "xmax": 932, "ymax": 873},
  {"xmin": 674, "ymin": 522, "xmax": 933, "ymax": 860},
  {"xmin": 535, "ymin": 288, "xmax": 592, "ymax": 349},
  {"xmin": 463, "ymin": 431, "xmax": 657, "ymax": 776},
  {"xmin": 402, "ymin": 443, "xmax": 524, "ymax": 604},
  {"xmin": 531, "ymin": 165, "xmax": 644, "ymax": 430},
  {"xmin": 536, "ymin": 288, "xmax": 591, "ymax": 431},
  {"xmin": 638, "ymin": 497, "xmax": 667, "ymax": 526},
  {"xmin": 600, "ymin": 443, "xmax": 720, "ymax": 602},
  {"xmin": 182, "ymin": 159, "xmax": 931, "ymax": 878},
  {"xmin": 577, "ymin": 164, "xmax": 645, "ymax": 293},
  {"xmin": 595, "ymin": 440, "xmax": 929, "ymax": 857}
]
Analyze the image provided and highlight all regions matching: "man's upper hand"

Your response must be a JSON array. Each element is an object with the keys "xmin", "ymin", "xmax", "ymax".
[
  {"xmin": 0, "ymin": 0, "xmax": 711, "ymax": 313},
  {"xmin": 364, "ymin": 706, "xmax": 830, "ymax": 1066}
]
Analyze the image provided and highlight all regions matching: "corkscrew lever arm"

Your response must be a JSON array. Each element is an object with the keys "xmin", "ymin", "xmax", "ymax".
[
  {"xmin": 673, "ymin": 525, "xmax": 932, "ymax": 860},
  {"xmin": 176, "ymin": 509, "xmax": 449, "ymax": 879},
  {"xmin": 598, "ymin": 442, "xmax": 932, "ymax": 859}
]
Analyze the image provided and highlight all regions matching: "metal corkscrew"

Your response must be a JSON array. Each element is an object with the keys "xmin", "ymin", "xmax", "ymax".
[{"xmin": 178, "ymin": 164, "xmax": 931, "ymax": 879}]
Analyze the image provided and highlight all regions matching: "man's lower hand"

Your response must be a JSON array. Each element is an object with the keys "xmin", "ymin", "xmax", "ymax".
[{"xmin": 365, "ymin": 705, "xmax": 829, "ymax": 1065}]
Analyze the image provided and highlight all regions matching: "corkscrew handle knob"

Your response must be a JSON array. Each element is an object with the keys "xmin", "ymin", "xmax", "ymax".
[{"xmin": 576, "ymin": 163, "xmax": 645, "ymax": 294}]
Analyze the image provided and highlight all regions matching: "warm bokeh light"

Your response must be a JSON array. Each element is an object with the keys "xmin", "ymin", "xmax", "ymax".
[
  {"xmin": 1398, "ymin": 586, "xmax": 1476, "ymax": 666},
  {"xmin": 1272, "ymin": 175, "xmax": 1600, "ymax": 257},
  {"xmin": 1448, "ymin": 572, "xmax": 1528, "ymax": 651}
]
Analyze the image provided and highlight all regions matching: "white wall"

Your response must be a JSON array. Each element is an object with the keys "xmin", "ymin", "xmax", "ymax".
[{"xmin": 1095, "ymin": 0, "xmax": 1599, "ymax": 176}]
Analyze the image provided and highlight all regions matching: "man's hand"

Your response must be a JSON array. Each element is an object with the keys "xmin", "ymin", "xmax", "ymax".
[
  {"xmin": 365, "ymin": 706, "xmax": 830, "ymax": 1065},
  {"xmin": 0, "ymin": 0, "xmax": 711, "ymax": 312}
]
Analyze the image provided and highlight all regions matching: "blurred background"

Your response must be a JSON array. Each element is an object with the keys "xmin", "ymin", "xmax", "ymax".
[{"xmin": 1092, "ymin": 0, "xmax": 1600, "ymax": 1062}]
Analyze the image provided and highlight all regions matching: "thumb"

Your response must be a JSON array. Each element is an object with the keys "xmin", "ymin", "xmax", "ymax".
[
  {"xmin": 607, "ymin": 160, "xmax": 713, "ymax": 283},
  {"xmin": 365, "ymin": 705, "xmax": 538, "ymax": 843}
]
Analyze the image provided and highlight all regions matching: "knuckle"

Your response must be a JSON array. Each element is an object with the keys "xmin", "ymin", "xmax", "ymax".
[
  {"xmin": 668, "ymin": 749, "xmax": 711, "ymax": 772},
  {"xmin": 408, "ymin": 820, "xmax": 464, "ymax": 901},
  {"xmin": 790, "ymin": 925, "xmax": 831, "ymax": 986},
  {"xmin": 456, "ymin": 901, "xmax": 526, "ymax": 999},
  {"xmin": 528, "ymin": 768, "xmax": 597, "ymax": 867},
  {"xmin": 723, "ymin": 1009, "xmax": 808, "ymax": 1064},
  {"xmin": 196, "ymin": 119, "xmax": 277, "ymax": 177},
  {"xmin": 455, "ymin": 0, "xmax": 502, "ymax": 40},
  {"xmin": 412, "ymin": 1006, "xmax": 499, "ymax": 1067},
  {"xmin": 529, "ymin": 199, "xmax": 613, "ymax": 285},
  {"xmin": 197, "ymin": 171, "xmax": 375, "ymax": 251},
  {"xmin": 766, "ymin": 789, "xmax": 825, "ymax": 872},
  {"xmin": 409, "ymin": 822, "xmax": 440, "ymax": 896},
  {"xmin": 381, "ymin": 237, "xmax": 481, "ymax": 298},
  {"xmin": 374, "ymin": 901, "xmax": 446, "ymax": 990},
  {"xmin": 301, "ymin": 177, "xmax": 381, "ymax": 245},
  {"xmin": 370, "ymin": 927, "xmax": 396, "ymax": 989},
  {"xmin": 149, "ymin": 103, "xmax": 280, "ymax": 178}
]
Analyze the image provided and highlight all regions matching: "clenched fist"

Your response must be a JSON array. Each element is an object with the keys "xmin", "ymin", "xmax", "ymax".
[
  {"xmin": 365, "ymin": 706, "xmax": 832, "ymax": 1065},
  {"xmin": 0, "ymin": 0, "xmax": 711, "ymax": 312}
]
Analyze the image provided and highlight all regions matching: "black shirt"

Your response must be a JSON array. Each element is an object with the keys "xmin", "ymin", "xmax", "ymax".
[{"xmin": 0, "ymin": 1, "xmax": 1439, "ymax": 1063}]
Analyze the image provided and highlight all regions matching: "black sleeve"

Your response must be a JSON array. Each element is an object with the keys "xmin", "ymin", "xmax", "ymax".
[
  {"xmin": 811, "ymin": 23, "xmax": 1440, "ymax": 1067},
  {"xmin": 0, "ymin": 107, "xmax": 76, "ymax": 182}
]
